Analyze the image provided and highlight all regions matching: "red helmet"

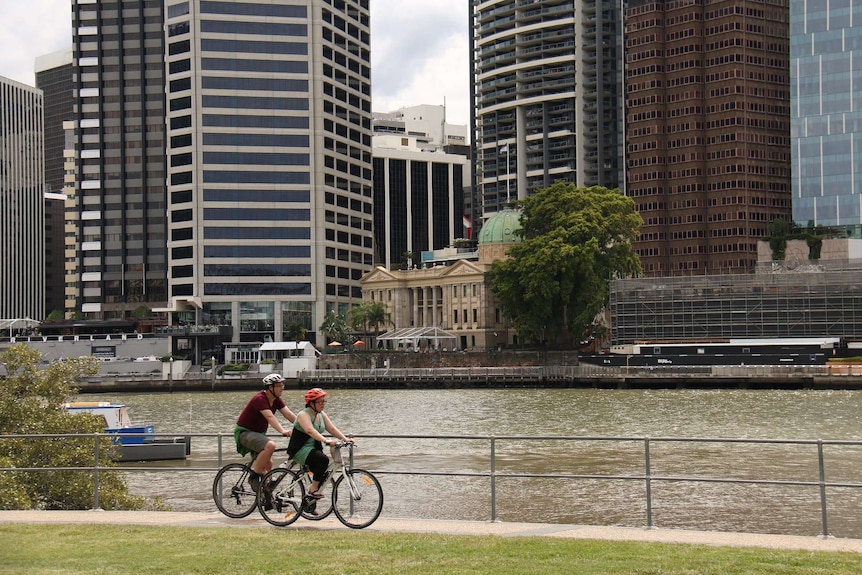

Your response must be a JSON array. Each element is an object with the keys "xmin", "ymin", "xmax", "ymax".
[{"xmin": 304, "ymin": 387, "xmax": 328, "ymax": 403}]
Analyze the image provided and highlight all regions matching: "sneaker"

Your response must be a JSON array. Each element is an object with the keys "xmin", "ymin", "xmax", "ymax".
[
  {"xmin": 248, "ymin": 472, "xmax": 261, "ymax": 493},
  {"xmin": 305, "ymin": 490, "xmax": 324, "ymax": 500},
  {"xmin": 302, "ymin": 497, "xmax": 318, "ymax": 516},
  {"xmin": 261, "ymin": 491, "xmax": 274, "ymax": 511}
]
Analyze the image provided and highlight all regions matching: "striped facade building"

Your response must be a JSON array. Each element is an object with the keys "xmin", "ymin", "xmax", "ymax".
[{"xmin": 0, "ymin": 76, "xmax": 45, "ymax": 324}]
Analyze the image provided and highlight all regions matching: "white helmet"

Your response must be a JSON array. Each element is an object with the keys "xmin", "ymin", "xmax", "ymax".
[{"xmin": 263, "ymin": 373, "xmax": 285, "ymax": 387}]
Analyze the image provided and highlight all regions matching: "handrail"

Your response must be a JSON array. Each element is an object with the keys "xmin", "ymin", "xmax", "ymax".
[{"xmin": 1, "ymin": 432, "xmax": 860, "ymax": 538}]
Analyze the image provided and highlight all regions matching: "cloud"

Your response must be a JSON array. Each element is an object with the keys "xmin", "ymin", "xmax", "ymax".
[
  {"xmin": 371, "ymin": 0, "xmax": 470, "ymax": 125},
  {"xmin": 0, "ymin": 0, "xmax": 71, "ymax": 85},
  {"xmin": 0, "ymin": 0, "xmax": 471, "ymax": 126}
]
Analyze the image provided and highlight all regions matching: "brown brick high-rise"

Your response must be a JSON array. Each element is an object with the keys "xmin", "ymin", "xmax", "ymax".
[{"xmin": 625, "ymin": 0, "xmax": 791, "ymax": 276}]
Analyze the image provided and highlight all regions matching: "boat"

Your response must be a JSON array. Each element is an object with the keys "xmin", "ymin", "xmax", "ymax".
[{"xmin": 64, "ymin": 401, "xmax": 190, "ymax": 462}]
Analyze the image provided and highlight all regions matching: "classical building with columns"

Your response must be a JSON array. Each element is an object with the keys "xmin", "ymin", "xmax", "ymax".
[{"xmin": 361, "ymin": 207, "xmax": 522, "ymax": 351}]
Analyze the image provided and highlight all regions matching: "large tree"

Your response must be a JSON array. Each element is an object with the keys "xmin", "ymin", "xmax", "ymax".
[
  {"xmin": 0, "ymin": 344, "xmax": 145, "ymax": 510},
  {"xmin": 489, "ymin": 183, "xmax": 642, "ymax": 347}
]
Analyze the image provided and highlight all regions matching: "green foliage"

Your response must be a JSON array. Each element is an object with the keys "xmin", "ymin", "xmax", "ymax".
[
  {"xmin": 222, "ymin": 363, "xmax": 250, "ymax": 372},
  {"xmin": 319, "ymin": 310, "xmax": 347, "ymax": 344},
  {"xmin": 284, "ymin": 321, "xmax": 308, "ymax": 343},
  {"xmin": 768, "ymin": 218, "xmax": 789, "ymax": 260},
  {"xmin": 44, "ymin": 310, "xmax": 65, "ymax": 322},
  {"xmin": 0, "ymin": 344, "xmax": 144, "ymax": 510},
  {"xmin": 348, "ymin": 300, "xmax": 391, "ymax": 335},
  {"xmin": 489, "ymin": 183, "xmax": 642, "ymax": 347},
  {"xmin": 260, "ymin": 359, "xmax": 277, "ymax": 365},
  {"xmin": 133, "ymin": 305, "xmax": 151, "ymax": 319}
]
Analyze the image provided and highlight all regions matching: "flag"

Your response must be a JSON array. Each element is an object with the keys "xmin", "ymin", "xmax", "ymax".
[
  {"xmin": 500, "ymin": 143, "xmax": 509, "ymax": 154},
  {"xmin": 463, "ymin": 215, "xmax": 473, "ymax": 239}
]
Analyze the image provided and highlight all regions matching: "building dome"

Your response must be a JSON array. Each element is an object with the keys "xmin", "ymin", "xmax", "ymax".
[{"xmin": 478, "ymin": 206, "xmax": 523, "ymax": 245}]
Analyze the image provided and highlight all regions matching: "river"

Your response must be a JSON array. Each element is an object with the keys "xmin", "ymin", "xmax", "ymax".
[{"xmin": 77, "ymin": 388, "xmax": 862, "ymax": 537}]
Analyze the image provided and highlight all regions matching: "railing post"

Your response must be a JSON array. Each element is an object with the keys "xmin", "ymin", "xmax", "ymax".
[
  {"xmin": 93, "ymin": 433, "xmax": 101, "ymax": 510},
  {"xmin": 490, "ymin": 436, "xmax": 498, "ymax": 522},
  {"xmin": 217, "ymin": 434, "xmax": 223, "ymax": 468},
  {"xmin": 644, "ymin": 437, "xmax": 653, "ymax": 529},
  {"xmin": 817, "ymin": 439, "xmax": 829, "ymax": 538}
]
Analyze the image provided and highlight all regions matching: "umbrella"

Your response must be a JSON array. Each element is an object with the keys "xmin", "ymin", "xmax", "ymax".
[
  {"xmin": 328, "ymin": 341, "xmax": 342, "ymax": 347},
  {"xmin": 353, "ymin": 340, "xmax": 365, "ymax": 347}
]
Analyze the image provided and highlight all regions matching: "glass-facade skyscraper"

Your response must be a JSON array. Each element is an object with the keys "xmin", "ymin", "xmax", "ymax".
[
  {"xmin": 791, "ymin": 0, "xmax": 862, "ymax": 234},
  {"xmin": 71, "ymin": 0, "xmax": 168, "ymax": 318}
]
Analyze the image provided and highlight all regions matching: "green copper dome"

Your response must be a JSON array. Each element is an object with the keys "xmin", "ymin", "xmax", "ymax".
[{"xmin": 477, "ymin": 206, "xmax": 522, "ymax": 245}]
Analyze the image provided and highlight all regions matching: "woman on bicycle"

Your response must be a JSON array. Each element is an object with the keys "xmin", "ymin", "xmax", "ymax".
[{"xmin": 287, "ymin": 387, "xmax": 353, "ymax": 499}]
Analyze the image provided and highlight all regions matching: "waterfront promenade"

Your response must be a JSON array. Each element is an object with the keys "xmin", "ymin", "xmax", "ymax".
[
  {"xmin": 1, "ymin": 510, "xmax": 861, "ymax": 554},
  {"xmin": 73, "ymin": 365, "xmax": 862, "ymax": 393}
]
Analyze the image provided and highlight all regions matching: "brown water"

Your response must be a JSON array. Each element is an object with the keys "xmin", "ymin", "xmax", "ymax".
[{"xmin": 78, "ymin": 388, "xmax": 862, "ymax": 537}]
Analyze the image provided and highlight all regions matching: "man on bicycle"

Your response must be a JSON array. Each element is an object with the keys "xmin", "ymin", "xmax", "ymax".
[{"xmin": 234, "ymin": 373, "xmax": 296, "ymax": 493}]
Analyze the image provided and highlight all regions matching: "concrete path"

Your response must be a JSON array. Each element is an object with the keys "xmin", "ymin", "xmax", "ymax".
[{"xmin": 1, "ymin": 510, "xmax": 861, "ymax": 554}]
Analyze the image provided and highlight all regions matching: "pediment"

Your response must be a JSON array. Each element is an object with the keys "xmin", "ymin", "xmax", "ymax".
[
  {"xmin": 438, "ymin": 260, "xmax": 484, "ymax": 278},
  {"xmin": 361, "ymin": 266, "xmax": 398, "ymax": 283}
]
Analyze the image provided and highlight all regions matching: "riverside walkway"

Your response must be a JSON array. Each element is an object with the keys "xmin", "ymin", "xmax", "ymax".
[
  {"xmin": 75, "ymin": 365, "xmax": 862, "ymax": 393},
  {"xmin": 2, "ymin": 511, "xmax": 861, "ymax": 554}
]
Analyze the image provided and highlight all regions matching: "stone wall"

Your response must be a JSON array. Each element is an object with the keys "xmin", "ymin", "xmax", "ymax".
[{"xmin": 317, "ymin": 349, "xmax": 577, "ymax": 370}]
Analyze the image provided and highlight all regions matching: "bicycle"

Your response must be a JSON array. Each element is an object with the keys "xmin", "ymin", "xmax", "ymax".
[
  {"xmin": 212, "ymin": 447, "xmax": 291, "ymax": 518},
  {"xmin": 258, "ymin": 440, "xmax": 383, "ymax": 529}
]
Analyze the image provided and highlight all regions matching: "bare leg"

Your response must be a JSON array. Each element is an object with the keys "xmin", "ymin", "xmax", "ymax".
[{"xmin": 252, "ymin": 440, "xmax": 276, "ymax": 475}]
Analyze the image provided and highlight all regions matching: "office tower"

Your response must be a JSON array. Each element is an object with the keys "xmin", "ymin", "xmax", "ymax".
[
  {"xmin": 791, "ymin": 1, "xmax": 862, "ymax": 235},
  {"xmin": 0, "ymin": 76, "xmax": 44, "ymax": 324},
  {"xmin": 471, "ymin": 1, "xmax": 625, "ymax": 216},
  {"xmin": 71, "ymin": 0, "xmax": 168, "ymax": 319},
  {"xmin": 625, "ymin": 0, "xmax": 792, "ymax": 276},
  {"xmin": 163, "ymin": 0, "xmax": 372, "ymax": 346},
  {"xmin": 372, "ymin": 105, "xmax": 469, "ymax": 269},
  {"xmin": 36, "ymin": 49, "xmax": 74, "ymax": 317}
]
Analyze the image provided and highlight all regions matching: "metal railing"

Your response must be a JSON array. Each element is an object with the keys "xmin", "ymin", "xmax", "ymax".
[
  {"xmin": 2, "ymin": 432, "xmax": 861, "ymax": 538},
  {"xmin": 297, "ymin": 364, "xmax": 862, "ymax": 385}
]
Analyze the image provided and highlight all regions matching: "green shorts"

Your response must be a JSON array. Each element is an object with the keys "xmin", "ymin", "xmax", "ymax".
[{"xmin": 238, "ymin": 430, "xmax": 270, "ymax": 454}]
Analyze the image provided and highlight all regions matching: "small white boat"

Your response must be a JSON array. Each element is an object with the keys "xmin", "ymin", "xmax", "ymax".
[{"xmin": 65, "ymin": 401, "xmax": 190, "ymax": 462}]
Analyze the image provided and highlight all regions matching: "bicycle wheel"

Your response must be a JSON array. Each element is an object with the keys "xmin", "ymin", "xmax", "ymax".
[
  {"xmin": 213, "ymin": 463, "xmax": 257, "ymax": 518},
  {"xmin": 332, "ymin": 468, "xmax": 383, "ymax": 529},
  {"xmin": 258, "ymin": 468, "xmax": 305, "ymax": 527},
  {"xmin": 299, "ymin": 468, "xmax": 335, "ymax": 521}
]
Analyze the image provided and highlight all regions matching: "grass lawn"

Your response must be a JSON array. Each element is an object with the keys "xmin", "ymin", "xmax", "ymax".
[{"xmin": 0, "ymin": 524, "xmax": 860, "ymax": 574}]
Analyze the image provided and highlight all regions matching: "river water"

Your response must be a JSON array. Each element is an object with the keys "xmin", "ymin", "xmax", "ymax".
[{"xmin": 77, "ymin": 388, "xmax": 862, "ymax": 537}]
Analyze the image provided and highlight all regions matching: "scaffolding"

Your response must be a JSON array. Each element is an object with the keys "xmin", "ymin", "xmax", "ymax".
[{"xmin": 609, "ymin": 269, "xmax": 862, "ymax": 345}]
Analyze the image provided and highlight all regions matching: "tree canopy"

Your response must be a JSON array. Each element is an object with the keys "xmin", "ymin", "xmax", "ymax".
[
  {"xmin": 348, "ymin": 300, "xmax": 391, "ymax": 337},
  {"xmin": 489, "ymin": 183, "xmax": 642, "ymax": 347},
  {"xmin": 319, "ymin": 310, "xmax": 347, "ymax": 344},
  {"xmin": 0, "ymin": 344, "xmax": 145, "ymax": 510}
]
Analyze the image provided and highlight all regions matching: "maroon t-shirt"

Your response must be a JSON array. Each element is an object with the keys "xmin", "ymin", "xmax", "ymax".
[{"xmin": 236, "ymin": 390, "xmax": 285, "ymax": 433}]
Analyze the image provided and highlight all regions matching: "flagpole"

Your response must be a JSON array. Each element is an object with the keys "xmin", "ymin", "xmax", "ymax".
[{"xmin": 506, "ymin": 144, "xmax": 510, "ymax": 203}]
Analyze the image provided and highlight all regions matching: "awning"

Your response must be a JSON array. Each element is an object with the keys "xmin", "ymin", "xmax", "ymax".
[{"xmin": 375, "ymin": 327, "xmax": 458, "ymax": 348}]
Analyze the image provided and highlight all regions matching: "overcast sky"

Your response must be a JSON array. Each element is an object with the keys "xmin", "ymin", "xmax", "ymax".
[{"xmin": 0, "ymin": 0, "xmax": 471, "ymax": 126}]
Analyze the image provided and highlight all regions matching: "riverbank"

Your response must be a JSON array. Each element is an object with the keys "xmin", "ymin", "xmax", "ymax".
[{"xmin": 73, "ymin": 365, "xmax": 862, "ymax": 393}]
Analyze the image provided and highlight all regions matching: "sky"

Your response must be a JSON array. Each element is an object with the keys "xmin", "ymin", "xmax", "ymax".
[{"xmin": 0, "ymin": 0, "xmax": 471, "ymax": 127}]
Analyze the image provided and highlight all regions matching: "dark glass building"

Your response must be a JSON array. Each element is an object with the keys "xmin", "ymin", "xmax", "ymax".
[{"xmin": 71, "ymin": 0, "xmax": 168, "ymax": 318}]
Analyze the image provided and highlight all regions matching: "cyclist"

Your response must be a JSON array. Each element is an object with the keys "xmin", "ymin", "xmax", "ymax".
[
  {"xmin": 234, "ymin": 373, "xmax": 296, "ymax": 493},
  {"xmin": 287, "ymin": 387, "xmax": 353, "ymax": 502}
]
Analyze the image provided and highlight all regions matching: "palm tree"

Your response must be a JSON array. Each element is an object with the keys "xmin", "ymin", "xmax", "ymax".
[
  {"xmin": 284, "ymin": 322, "xmax": 307, "ymax": 356},
  {"xmin": 319, "ymin": 311, "xmax": 347, "ymax": 346},
  {"xmin": 348, "ymin": 301, "xmax": 391, "ymax": 346}
]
